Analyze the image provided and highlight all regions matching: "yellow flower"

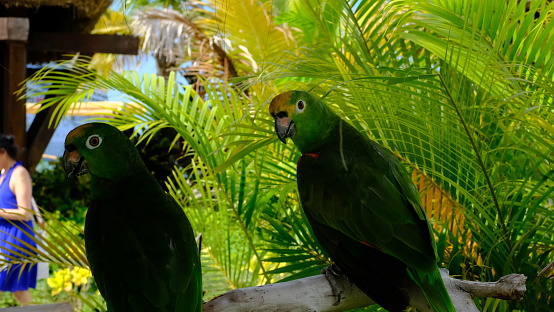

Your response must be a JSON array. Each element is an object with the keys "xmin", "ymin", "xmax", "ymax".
[
  {"xmin": 47, "ymin": 267, "xmax": 92, "ymax": 296},
  {"xmin": 47, "ymin": 268, "xmax": 72, "ymax": 296},
  {"xmin": 70, "ymin": 267, "xmax": 92, "ymax": 286}
]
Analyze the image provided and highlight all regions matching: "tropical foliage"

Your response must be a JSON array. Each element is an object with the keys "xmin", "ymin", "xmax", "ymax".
[{"xmin": 15, "ymin": 0, "xmax": 554, "ymax": 311}]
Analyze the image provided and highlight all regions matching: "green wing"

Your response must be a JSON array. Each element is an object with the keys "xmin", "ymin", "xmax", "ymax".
[
  {"xmin": 86, "ymin": 172, "xmax": 202, "ymax": 312},
  {"xmin": 304, "ymin": 208, "xmax": 412, "ymax": 311},
  {"xmin": 297, "ymin": 126, "xmax": 436, "ymax": 272},
  {"xmin": 297, "ymin": 121, "xmax": 454, "ymax": 312}
]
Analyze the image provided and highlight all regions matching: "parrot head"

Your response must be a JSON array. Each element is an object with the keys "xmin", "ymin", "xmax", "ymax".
[
  {"xmin": 269, "ymin": 90, "xmax": 339, "ymax": 153},
  {"xmin": 63, "ymin": 123, "xmax": 142, "ymax": 181}
]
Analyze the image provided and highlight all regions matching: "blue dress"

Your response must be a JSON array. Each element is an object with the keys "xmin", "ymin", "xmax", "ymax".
[{"xmin": 0, "ymin": 162, "xmax": 37, "ymax": 291}]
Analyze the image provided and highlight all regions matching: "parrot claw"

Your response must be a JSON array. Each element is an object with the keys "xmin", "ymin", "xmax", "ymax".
[
  {"xmin": 322, "ymin": 264, "xmax": 347, "ymax": 306},
  {"xmin": 322, "ymin": 263, "xmax": 343, "ymax": 276}
]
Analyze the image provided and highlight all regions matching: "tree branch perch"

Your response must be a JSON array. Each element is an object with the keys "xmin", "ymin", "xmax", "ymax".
[{"xmin": 203, "ymin": 269, "xmax": 526, "ymax": 312}]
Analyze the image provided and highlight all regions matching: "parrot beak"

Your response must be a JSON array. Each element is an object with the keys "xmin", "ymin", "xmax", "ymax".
[
  {"xmin": 63, "ymin": 145, "xmax": 88, "ymax": 178},
  {"xmin": 274, "ymin": 114, "xmax": 296, "ymax": 144}
]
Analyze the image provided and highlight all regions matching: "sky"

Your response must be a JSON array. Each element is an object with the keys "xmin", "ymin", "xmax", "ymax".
[
  {"xmin": 28, "ymin": 0, "xmax": 193, "ymax": 160},
  {"xmin": 27, "ymin": 56, "xmax": 158, "ymax": 159},
  {"xmin": 106, "ymin": 55, "xmax": 158, "ymax": 101}
]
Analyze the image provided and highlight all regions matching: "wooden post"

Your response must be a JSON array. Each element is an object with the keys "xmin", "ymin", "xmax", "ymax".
[
  {"xmin": 1, "ymin": 17, "xmax": 139, "ymax": 172},
  {"xmin": 0, "ymin": 17, "xmax": 29, "ymax": 162}
]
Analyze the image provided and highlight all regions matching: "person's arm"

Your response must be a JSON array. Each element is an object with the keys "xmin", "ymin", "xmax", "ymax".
[{"xmin": 0, "ymin": 166, "xmax": 33, "ymax": 221}]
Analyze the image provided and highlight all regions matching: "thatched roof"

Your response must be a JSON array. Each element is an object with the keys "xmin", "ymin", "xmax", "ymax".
[
  {"xmin": 1, "ymin": 0, "xmax": 113, "ymax": 32},
  {"xmin": 2, "ymin": 0, "xmax": 112, "ymax": 18},
  {"xmin": 1, "ymin": 0, "xmax": 114, "ymax": 62}
]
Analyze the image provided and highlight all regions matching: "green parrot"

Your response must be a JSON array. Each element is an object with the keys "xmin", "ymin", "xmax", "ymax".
[
  {"xmin": 63, "ymin": 123, "xmax": 202, "ymax": 312},
  {"xmin": 270, "ymin": 91, "xmax": 455, "ymax": 312}
]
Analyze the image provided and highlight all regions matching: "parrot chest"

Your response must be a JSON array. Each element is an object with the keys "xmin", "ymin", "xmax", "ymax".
[
  {"xmin": 296, "ymin": 149, "xmax": 364, "ymax": 232},
  {"xmin": 84, "ymin": 189, "xmax": 180, "ymax": 282},
  {"xmin": 296, "ymin": 136, "xmax": 439, "ymax": 273}
]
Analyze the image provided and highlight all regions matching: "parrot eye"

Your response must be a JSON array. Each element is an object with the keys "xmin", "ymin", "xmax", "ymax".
[
  {"xmin": 86, "ymin": 135, "xmax": 102, "ymax": 149},
  {"xmin": 296, "ymin": 100, "xmax": 305, "ymax": 113}
]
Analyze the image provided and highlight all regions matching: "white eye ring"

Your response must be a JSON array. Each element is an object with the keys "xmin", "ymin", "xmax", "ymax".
[
  {"xmin": 296, "ymin": 100, "xmax": 305, "ymax": 113},
  {"xmin": 86, "ymin": 135, "xmax": 102, "ymax": 149}
]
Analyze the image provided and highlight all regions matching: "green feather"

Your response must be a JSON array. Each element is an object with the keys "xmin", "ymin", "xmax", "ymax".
[
  {"xmin": 408, "ymin": 268, "xmax": 456, "ymax": 312},
  {"xmin": 64, "ymin": 123, "xmax": 202, "ymax": 312},
  {"xmin": 271, "ymin": 91, "xmax": 455, "ymax": 312}
]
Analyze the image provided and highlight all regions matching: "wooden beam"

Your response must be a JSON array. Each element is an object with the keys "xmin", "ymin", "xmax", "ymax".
[
  {"xmin": 1, "ymin": 40, "xmax": 27, "ymax": 161},
  {"xmin": 26, "ymin": 101, "xmax": 127, "ymax": 116},
  {"xmin": 1, "ymin": 302, "xmax": 73, "ymax": 312},
  {"xmin": 0, "ymin": 18, "xmax": 29, "ymax": 162},
  {"xmin": 28, "ymin": 33, "xmax": 139, "ymax": 55},
  {"xmin": 0, "ymin": 17, "xmax": 30, "ymax": 41}
]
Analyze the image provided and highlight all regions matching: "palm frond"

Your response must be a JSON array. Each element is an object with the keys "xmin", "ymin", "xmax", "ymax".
[
  {"xmin": 131, "ymin": 8, "xmax": 202, "ymax": 65},
  {"xmin": 252, "ymin": 0, "xmax": 554, "ymax": 309},
  {"xmin": 0, "ymin": 209, "xmax": 87, "ymax": 269},
  {"xmin": 201, "ymin": 0, "xmax": 296, "ymax": 73}
]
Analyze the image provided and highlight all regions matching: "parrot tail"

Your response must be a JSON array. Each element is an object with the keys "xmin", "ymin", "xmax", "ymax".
[{"xmin": 407, "ymin": 267, "xmax": 456, "ymax": 312}]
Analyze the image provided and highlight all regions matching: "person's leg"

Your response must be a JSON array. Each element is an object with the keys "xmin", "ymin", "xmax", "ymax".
[{"xmin": 12, "ymin": 290, "xmax": 32, "ymax": 305}]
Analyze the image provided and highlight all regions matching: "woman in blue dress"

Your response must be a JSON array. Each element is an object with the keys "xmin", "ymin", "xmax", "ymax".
[{"xmin": 0, "ymin": 134, "xmax": 37, "ymax": 305}]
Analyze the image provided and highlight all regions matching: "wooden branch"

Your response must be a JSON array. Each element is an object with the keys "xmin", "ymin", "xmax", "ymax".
[
  {"xmin": 204, "ymin": 274, "xmax": 373, "ymax": 312},
  {"xmin": 203, "ymin": 269, "xmax": 526, "ymax": 312},
  {"xmin": 25, "ymin": 99, "xmax": 61, "ymax": 174},
  {"xmin": 537, "ymin": 259, "xmax": 554, "ymax": 279},
  {"xmin": 1, "ymin": 303, "xmax": 73, "ymax": 312}
]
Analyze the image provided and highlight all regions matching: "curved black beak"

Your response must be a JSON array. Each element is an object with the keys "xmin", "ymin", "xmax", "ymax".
[
  {"xmin": 274, "ymin": 113, "xmax": 296, "ymax": 144},
  {"xmin": 63, "ymin": 145, "xmax": 88, "ymax": 178}
]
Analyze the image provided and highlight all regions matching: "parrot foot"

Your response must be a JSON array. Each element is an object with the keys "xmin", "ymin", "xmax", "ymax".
[{"xmin": 321, "ymin": 264, "xmax": 347, "ymax": 306}]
